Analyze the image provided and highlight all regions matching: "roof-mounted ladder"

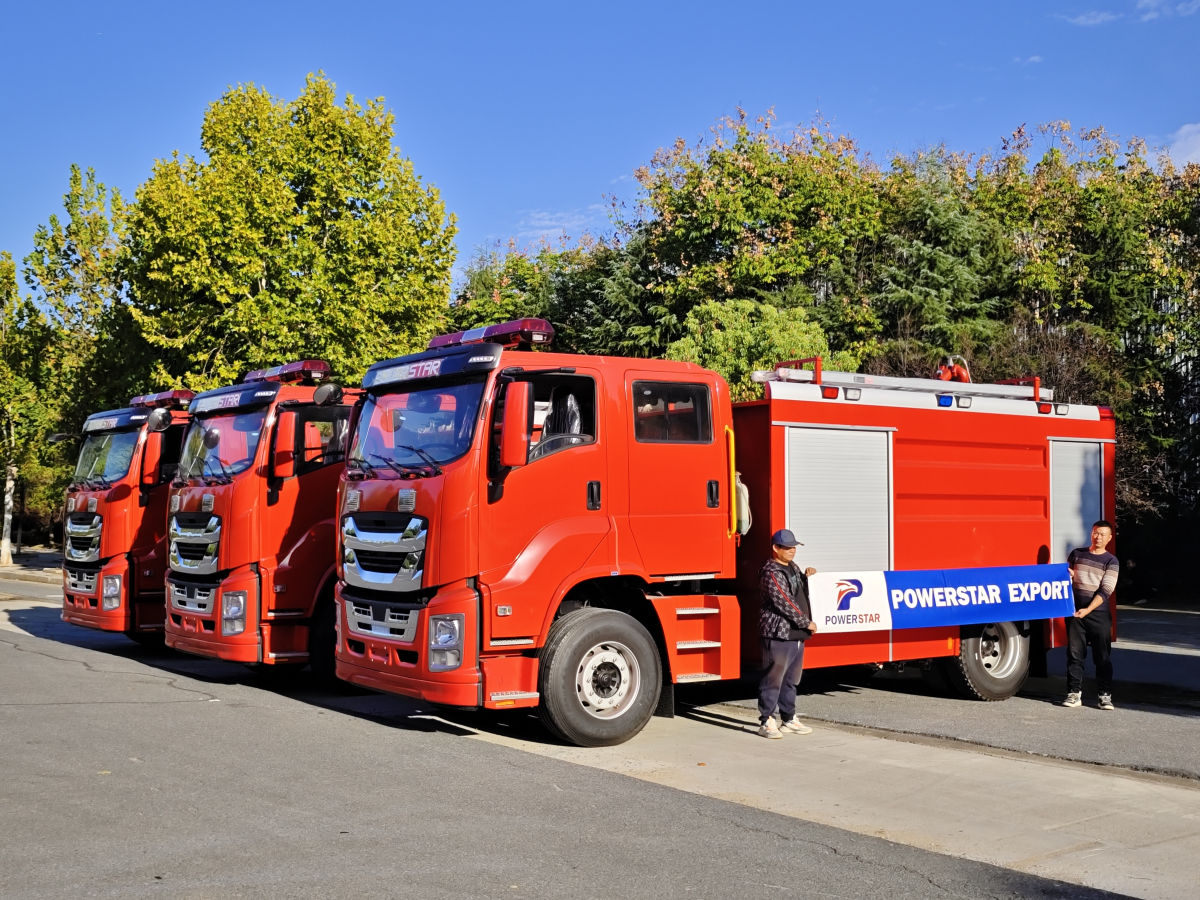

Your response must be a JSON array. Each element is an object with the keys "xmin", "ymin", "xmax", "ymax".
[{"xmin": 751, "ymin": 357, "xmax": 1053, "ymax": 402}]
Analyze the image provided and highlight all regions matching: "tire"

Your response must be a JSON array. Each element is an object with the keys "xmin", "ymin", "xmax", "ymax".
[
  {"xmin": 538, "ymin": 608, "xmax": 662, "ymax": 747},
  {"xmin": 127, "ymin": 630, "xmax": 165, "ymax": 650},
  {"xmin": 943, "ymin": 622, "xmax": 1030, "ymax": 701},
  {"xmin": 307, "ymin": 595, "xmax": 338, "ymax": 688}
]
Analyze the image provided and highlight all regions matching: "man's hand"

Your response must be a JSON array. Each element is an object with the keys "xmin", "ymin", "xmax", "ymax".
[
  {"xmin": 807, "ymin": 621, "xmax": 819, "ymax": 633},
  {"xmin": 804, "ymin": 566, "xmax": 817, "ymax": 576}
]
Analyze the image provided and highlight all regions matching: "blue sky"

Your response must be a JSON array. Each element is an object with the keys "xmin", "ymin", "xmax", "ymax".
[{"xmin": 2, "ymin": 1, "xmax": 1197, "ymax": 289}]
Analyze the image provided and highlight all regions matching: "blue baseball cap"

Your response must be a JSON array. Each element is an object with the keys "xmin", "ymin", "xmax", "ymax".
[{"xmin": 771, "ymin": 528, "xmax": 803, "ymax": 548}]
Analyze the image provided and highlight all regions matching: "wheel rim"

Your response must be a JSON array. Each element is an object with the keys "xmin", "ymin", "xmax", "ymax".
[
  {"xmin": 976, "ymin": 622, "xmax": 1023, "ymax": 679},
  {"xmin": 574, "ymin": 640, "xmax": 641, "ymax": 719}
]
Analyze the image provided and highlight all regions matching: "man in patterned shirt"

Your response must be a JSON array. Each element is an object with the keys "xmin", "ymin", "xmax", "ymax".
[
  {"xmin": 1062, "ymin": 520, "xmax": 1120, "ymax": 710},
  {"xmin": 755, "ymin": 529, "xmax": 819, "ymax": 738}
]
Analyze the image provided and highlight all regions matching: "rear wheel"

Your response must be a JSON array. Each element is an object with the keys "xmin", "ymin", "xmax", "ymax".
[
  {"xmin": 943, "ymin": 622, "xmax": 1030, "ymax": 701},
  {"xmin": 539, "ymin": 608, "xmax": 661, "ymax": 747}
]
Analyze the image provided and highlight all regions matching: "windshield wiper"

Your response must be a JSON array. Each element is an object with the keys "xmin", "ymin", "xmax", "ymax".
[
  {"xmin": 395, "ymin": 445, "xmax": 443, "ymax": 476},
  {"xmin": 80, "ymin": 456, "xmax": 112, "ymax": 489},
  {"xmin": 366, "ymin": 452, "xmax": 416, "ymax": 478},
  {"xmin": 202, "ymin": 456, "xmax": 235, "ymax": 484}
]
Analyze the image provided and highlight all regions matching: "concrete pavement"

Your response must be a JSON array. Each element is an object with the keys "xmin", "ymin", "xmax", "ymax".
[
  {"xmin": 3, "ymin": 558, "xmax": 1198, "ymax": 898},
  {"xmin": 471, "ymin": 703, "xmax": 1200, "ymax": 899}
]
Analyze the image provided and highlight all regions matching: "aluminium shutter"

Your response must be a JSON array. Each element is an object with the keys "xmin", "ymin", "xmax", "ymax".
[
  {"xmin": 785, "ymin": 427, "xmax": 891, "ymax": 571},
  {"xmin": 1050, "ymin": 440, "xmax": 1104, "ymax": 563}
]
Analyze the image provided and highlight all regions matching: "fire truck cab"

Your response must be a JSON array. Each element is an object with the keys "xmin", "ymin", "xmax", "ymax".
[
  {"xmin": 160, "ymin": 360, "xmax": 357, "ymax": 680},
  {"xmin": 62, "ymin": 390, "xmax": 193, "ymax": 640}
]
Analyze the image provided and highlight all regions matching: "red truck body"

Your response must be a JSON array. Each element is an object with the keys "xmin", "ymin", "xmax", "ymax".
[
  {"xmin": 333, "ymin": 320, "xmax": 1115, "ymax": 745},
  {"xmin": 162, "ymin": 361, "xmax": 356, "ymax": 677},
  {"xmin": 61, "ymin": 391, "xmax": 193, "ymax": 640}
]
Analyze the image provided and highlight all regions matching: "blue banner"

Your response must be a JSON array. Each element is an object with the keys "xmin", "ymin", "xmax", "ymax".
[{"xmin": 809, "ymin": 564, "xmax": 1073, "ymax": 633}]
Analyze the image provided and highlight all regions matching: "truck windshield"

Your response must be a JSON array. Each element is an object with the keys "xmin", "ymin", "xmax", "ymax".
[
  {"xmin": 73, "ymin": 429, "xmax": 140, "ymax": 486},
  {"xmin": 178, "ymin": 409, "xmax": 268, "ymax": 482},
  {"xmin": 350, "ymin": 380, "xmax": 485, "ymax": 472}
]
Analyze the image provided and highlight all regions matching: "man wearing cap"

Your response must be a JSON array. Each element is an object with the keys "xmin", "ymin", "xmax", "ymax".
[{"xmin": 756, "ymin": 528, "xmax": 818, "ymax": 738}]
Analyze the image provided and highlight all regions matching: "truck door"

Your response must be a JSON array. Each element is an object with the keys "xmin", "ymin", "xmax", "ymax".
[
  {"xmin": 269, "ymin": 403, "xmax": 353, "ymax": 613},
  {"xmin": 626, "ymin": 377, "xmax": 727, "ymax": 576},
  {"xmin": 480, "ymin": 371, "xmax": 609, "ymax": 641}
]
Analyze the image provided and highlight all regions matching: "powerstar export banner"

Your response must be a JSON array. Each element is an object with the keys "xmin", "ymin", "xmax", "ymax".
[{"xmin": 807, "ymin": 564, "xmax": 1073, "ymax": 633}]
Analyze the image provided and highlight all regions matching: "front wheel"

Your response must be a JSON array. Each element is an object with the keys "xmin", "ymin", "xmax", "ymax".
[
  {"xmin": 538, "ymin": 608, "xmax": 662, "ymax": 747},
  {"xmin": 943, "ymin": 622, "xmax": 1030, "ymax": 701}
]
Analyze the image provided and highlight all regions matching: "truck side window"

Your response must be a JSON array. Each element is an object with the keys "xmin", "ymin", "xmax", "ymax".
[
  {"xmin": 296, "ymin": 405, "xmax": 353, "ymax": 475},
  {"xmin": 159, "ymin": 423, "xmax": 187, "ymax": 483},
  {"xmin": 632, "ymin": 381, "xmax": 712, "ymax": 443},
  {"xmin": 527, "ymin": 374, "xmax": 596, "ymax": 461}
]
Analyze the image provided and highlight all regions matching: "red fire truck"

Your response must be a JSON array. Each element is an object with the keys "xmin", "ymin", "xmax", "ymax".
[
  {"xmin": 333, "ymin": 319, "xmax": 1115, "ymax": 745},
  {"xmin": 158, "ymin": 361, "xmax": 356, "ymax": 680},
  {"xmin": 62, "ymin": 390, "xmax": 193, "ymax": 641}
]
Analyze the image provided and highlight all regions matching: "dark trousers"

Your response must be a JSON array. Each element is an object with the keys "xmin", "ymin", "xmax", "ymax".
[
  {"xmin": 757, "ymin": 638, "xmax": 806, "ymax": 724},
  {"xmin": 1066, "ymin": 611, "xmax": 1113, "ymax": 694}
]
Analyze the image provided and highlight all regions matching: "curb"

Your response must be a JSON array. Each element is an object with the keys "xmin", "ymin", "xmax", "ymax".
[{"xmin": 0, "ymin": 568, "xmax": 62, "ymax": 585}]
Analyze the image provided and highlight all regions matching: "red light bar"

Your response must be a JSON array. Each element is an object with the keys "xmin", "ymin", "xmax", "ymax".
[
  {"xmin": 428, "ymin": 318, "xmax": 555, "ymax": 350},
  {"xmin": 243, "ymin": 360, "xmax": 331, "ymax": 384},
  {"xmin": 820, "ymin": 386, "xmax": 839, "ymax": 399},
  {"xmin": 129, "ymin": 389, "xmax": 196, "ymax": 409}
]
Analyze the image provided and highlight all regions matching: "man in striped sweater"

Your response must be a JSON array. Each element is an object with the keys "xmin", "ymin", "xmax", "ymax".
[{"xmin": 1062, "ymin": 520, "xmax": 1120, "ymax": 710}]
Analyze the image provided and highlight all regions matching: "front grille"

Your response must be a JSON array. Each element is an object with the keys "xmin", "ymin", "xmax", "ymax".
[
  {"xmin": 344, "ymin": 598, "xmax": 419, "ymax": 640},
  {"xmin": 341, "ymin": 512, "xmax": 427, "ymax": 593},
  {"xmin": 169, "ymin": 513, "xmax": 222, "ymax": 576},
  {"xmin": 64, "ymin": 567, "xmax": 99, "ymax": 595},
  {"xmin": 352, "ymin": 549, "xmax": 413, "ymax": 574},
  {"xmin": 173, "ymin": 512, "xmax": 217, "ymax": 531},
  {"xmin": 175, "ymin": 542, "xmax": 213, "ymax": 562},
  {"xmin": 65, "ymin": 512, "xmax": 102, "ymax": 563},
  {"xmin": 170, "ymin": 581, "xmax": 215, "ymax": 613}
]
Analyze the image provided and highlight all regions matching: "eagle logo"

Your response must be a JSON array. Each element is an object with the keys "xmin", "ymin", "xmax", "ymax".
[{"xmin": 835, "ymin": 579, "xmax": 864, "ymax": 610}]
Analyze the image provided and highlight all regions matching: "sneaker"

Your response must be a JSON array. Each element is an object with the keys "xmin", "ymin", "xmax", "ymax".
[
  {"xmin": 1098, "ymin": 694, "xmax": 1115, "ymax": 711},
  {"xmin": 757, "ymin": 719, "xmax": 783, "ymax": 739},
  {"xmin": 1060, "ymin": 692, "xmax": 1082, "ymax": 708},
  {"xmin": 780, "ymin": 716, "xmax": 813, "ymax": 735}
]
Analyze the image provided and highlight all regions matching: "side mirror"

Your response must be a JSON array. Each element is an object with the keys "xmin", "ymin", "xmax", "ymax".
[
  {"xmin": 48, "ymin": 432, "xmax": 75, "ymax": 444},
  {"xmin": 141, "ymin": 431, "xmax": 163, "ymax": 488},
  {"xmin": 313, "ymin": 382, "xmax": 343, "ymax": 407},
  {"xmin": 203, "ymin": 427, "xmax": 222, "ymax": 450},
  {"xmin": 273, "ymin": 410, "xmax": 297, "ymax": 479},
  {"xmin": 146, "ymin": 407, "xmax": 172, "ymax": 433},
  {"xmin": 499, "ymin": 381, "xmax": 531, "ymax": 468}
]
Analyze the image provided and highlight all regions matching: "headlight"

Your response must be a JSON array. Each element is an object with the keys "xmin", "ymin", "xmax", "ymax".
[
  {"xmin": 222, "ymin": 590, "xmax": 247, "ymax": 635},
  {"xmin": 101, "ymin": 575, "xmax": 123, "ymax": 611},
  {"xmin": 428, "ymin": 613, "xmax": 464, "ymax": 671}
]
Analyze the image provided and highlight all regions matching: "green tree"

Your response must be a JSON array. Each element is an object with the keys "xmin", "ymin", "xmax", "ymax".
[
  {"xmin": 630, "ymin": 111, "xmax": 883, "ymax": 358},
  {"xmin": 450, "ymin": 244, "xmax": 559, "ymax": 329},
  {"xmin": 1, "ymin": 253, "xmax": 54, "ymax": 565},
  {"xmin": 665, "ymin": 298, "xmax": 860, "ymax": 401},
  {"xmin": 866, "ymin": 150, "xmax": 1008, "ymax": 377},
  {"xmin": 22, "ymin": 164, "xmax": 135, "ymax": 420},
  {"xmin": 124, "ymin": 73, "xmax": 456, "ymax": 389}
]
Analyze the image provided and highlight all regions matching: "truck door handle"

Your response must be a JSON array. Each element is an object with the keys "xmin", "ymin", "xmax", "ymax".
[
  {"xmin": 587, "ymin": 480, "xmax": 602, "ymax": 510},
  {"xmin": 707, "ymin": 480, "xmax": 719, "ymax": 508}
]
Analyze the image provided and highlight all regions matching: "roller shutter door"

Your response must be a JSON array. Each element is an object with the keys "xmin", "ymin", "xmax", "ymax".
[
  {"xmin": 785, "ymin": 426, "xmax": 892, "ymax": 571},
  {"xmin": 1050, "ymin": 440, "xmax": 1104, "ymax": 563}
]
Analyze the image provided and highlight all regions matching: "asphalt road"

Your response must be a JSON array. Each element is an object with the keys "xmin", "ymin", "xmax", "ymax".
[{"xmin": 2, "ymin": 580, "xmax": 1198, "ymax": 898}]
